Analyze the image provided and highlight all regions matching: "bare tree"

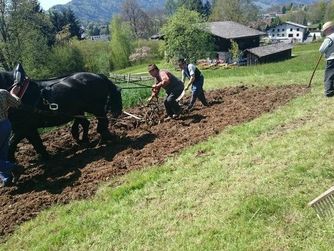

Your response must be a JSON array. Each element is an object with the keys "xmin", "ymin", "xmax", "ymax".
[{"xmin": 121, "ymin": 0, "xmax": 153, "ymax": 39}]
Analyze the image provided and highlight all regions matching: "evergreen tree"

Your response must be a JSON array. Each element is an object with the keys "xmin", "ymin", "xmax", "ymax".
[
  {"xmin": 202, "ymin": 1, "xmax": 212, "ymax": 19},
  {"xmin": 49, "ymin": 8, "xmax": 82, "ymax": 39},
  {"xmin": 165, "ymin": 0, "xmax": 178, "ymax": 16},
  {"xmin": 64, "ymin": 8, "xmax": 82, "ymax": 39}
]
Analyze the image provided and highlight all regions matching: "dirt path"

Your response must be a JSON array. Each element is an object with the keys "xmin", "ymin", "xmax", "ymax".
[{"xmin": 0, "ymin": 85, "xmax": 308, "ymax": 239}]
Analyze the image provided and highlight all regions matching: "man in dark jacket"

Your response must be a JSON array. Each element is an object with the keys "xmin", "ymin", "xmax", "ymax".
[{"xmin": 178, "ymin": 58, "xmax": 208, "ymax": 110}]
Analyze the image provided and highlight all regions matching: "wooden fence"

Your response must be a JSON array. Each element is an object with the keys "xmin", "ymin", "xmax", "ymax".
[{"xmin": 109, "ymin": 72, "xmax": 153, "ymax": 90}]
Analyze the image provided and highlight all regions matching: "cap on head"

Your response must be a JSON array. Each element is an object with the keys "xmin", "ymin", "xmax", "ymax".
[
  {"xmin": 148, "ymin": 64, "xmax": 158, "ymax": 72},
  {"xmin": 322, "ymin": 21, "xmax": 334, "ymax": 32}
]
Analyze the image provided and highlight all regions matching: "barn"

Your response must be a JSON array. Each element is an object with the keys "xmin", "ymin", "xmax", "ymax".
[
  {"xmin": 207, "ymin": 21, "xmax": 266, "ymax": 52},
  {"xmin": 244, "ymin": 43, "xmax": 293, "ymax": 65}
]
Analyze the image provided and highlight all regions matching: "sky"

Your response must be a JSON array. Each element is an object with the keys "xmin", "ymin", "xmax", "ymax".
[{"xmin": 39, "ymin": 0, "xmax": 71, "ymax": 10}]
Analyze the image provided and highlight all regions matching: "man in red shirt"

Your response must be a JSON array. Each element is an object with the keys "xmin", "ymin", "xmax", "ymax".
[{"xmin": 147, "ymin": 64, "xmax": 184, "ymax": 119}]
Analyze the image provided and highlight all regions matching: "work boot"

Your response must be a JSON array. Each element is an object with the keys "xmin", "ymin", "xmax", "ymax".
[{"xmin": 0, "ymin": 178, "xmax": 13, "ymax": 188}]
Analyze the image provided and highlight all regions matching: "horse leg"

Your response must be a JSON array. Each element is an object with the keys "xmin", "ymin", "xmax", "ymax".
[
  {"xmin": 26, "ymin": 129, "xmax": 49, "ymax": 160},
  {"xmin": 97, "ymin": 116, "xmax": 117, "ymax": 142},
  {"xmin": 71, "ymin": 117, "xmax": 90, "ymax": 144},
  {"xmin": 71, "ymin": 119, "xmax": 80, "ymax": 142},
  {"xmin": 8, "ymin": 133, "xmax": 24, "ymax": 161}
]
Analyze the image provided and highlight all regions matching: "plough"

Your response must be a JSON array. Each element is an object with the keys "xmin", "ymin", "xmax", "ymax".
[
  {"xmin": 112, "ymin": 72, "xmax": 186, "ymax": 127},
  {"xmin": 122, "ymin": 96, "xmax": 164, "ymax": 127}
]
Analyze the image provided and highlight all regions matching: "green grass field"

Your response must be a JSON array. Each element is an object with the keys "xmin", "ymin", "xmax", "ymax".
[{"xmin": 3, "ymin": 42, "xmax": 334, "ymax": 250}]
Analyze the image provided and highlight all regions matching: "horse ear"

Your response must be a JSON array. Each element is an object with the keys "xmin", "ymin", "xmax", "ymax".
[{"xmin": 14, "ymin": 71, "xmax": 21, "ymax": 83}]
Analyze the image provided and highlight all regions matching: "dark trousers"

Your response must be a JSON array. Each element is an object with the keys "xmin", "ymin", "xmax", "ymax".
[
  {"xmin": 164, "ymin": 88, "xmax": 183, "ymax": 117},
  {"xmin": 324, "ymin": 59, "xmax": 334, "ymax": 97},
  {"xmin": 188, "ymin": 88, "xmax": 208, "ymax": 109},
  {"xmin": 188, "ymin": 76, "xmax": 208, "ymax": 109},
  {"xmin": 0, "ymin": 119, "xmax": 15, "ymax": 183}
]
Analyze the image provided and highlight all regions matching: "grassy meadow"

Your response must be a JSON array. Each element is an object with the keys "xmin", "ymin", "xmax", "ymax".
[{"xmin": 3, "ymin": 42, "xmax": 334, "ymax": 250}]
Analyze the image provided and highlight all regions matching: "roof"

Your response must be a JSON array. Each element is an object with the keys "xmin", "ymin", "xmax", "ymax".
[
  {"xmin": 285, "ymin": 21, "xmax": 307, "ymax": 29},
  {"xmin": 207, "ymin": 21, "xmax": 266, "ymax": 39},
  {"xmin": 245, "ymin": 43, "xmax": 293, "ymax": 58}
]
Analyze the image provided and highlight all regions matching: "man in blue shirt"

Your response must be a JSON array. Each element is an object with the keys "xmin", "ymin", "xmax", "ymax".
[{"xmin": 178, "ymin": 58, "xmax": 208, "ymax": 110}]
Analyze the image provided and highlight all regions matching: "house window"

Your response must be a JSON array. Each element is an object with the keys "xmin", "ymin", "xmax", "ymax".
[
  {"xmin": 272, "ymin": 34, "xmax": 275, "ymax": 37},
  {"xmin": 297, "ymin": 33, "xmax": 299, "ymax": 37},
  {"xmin": 290, "ymin": 28, "xmax": 293, "ymax": 31},
  {"xmin": 297, "ymin": 28, "xmax": 300, "ymax": 31},
  {"xmin": 288, "ymin": 34, "xmax": 293, "ymax": 37},
  {"xmin": 281, "ymin": 34, "xmax": 284, "ymax": 37},
  {"xmin": 282, "ymin": 29, "xmax": 285, "ymax": 31},
  {"xmin": 272, "ymin": 29, "xmax": 275, "ymax": 32},
  {"xmin": 277, "ymin": 29, "xmax": 280, "ymax": 32}
]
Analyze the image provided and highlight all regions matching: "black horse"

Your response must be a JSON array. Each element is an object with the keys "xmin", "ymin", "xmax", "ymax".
[{"xmin": 0, "ymin": 71, "xmax": 123, "ymax": 160}]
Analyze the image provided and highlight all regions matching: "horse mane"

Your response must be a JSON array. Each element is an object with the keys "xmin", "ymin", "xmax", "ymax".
[{"xmin": 35, "ymin": 73, "xmax": 72, "ymax": 82}]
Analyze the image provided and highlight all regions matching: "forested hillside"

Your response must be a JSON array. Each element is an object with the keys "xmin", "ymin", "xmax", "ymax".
[
  {"xmin": 51, "ymin": 0, "xmax": 317, "ymax": 22},
  {"xmin": 51, "ymin": 0, "xmax": 165, "ymax": 22}
]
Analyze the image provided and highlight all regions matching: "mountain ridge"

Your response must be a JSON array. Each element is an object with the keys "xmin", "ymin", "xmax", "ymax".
[{"xmin": 51, "ymin": 0, "xmax": 317, "ymax": 23}]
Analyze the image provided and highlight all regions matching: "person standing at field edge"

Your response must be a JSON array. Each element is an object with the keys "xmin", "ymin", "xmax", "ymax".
[
  {"xmin": 147, "ymin": 64, "xmax": 184, "ymax": 120},
  {"xmin": 319, "ymin": 21, "xmax": 334, "ymax": 97},
  {"xmin": 0, "ymin": 86, "xmax": 24, "ymax": 187},
  {"xmin": 178, "ymin": 58, "xmax": 209, "ymax": 110}
]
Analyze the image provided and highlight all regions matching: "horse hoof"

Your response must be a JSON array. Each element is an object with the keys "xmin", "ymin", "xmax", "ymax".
[
  {"xmin": 101, "ymin": 134, "xmax": 119, "ymax": 144},
  {"xmin": 78, "ymin": 139, "xmax": 90, "ymax": 145},
  {"xmin": 38, "ymin": 153, "xmax": 50, "ymax": 161}
]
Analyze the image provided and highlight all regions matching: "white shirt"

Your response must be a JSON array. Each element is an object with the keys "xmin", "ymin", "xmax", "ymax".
[
  {"xmin": 319, "ymin": 33, "xmax": 334, "ymax": 60},
  {"xmin": 181, "ymin": 64, "xmax": 196, "ymax": 82}
]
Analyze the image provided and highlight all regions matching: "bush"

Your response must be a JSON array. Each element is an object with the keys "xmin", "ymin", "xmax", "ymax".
[
  {"xmin": 43, "ymin": 44, "xmax": 85, "ymax": 78},
  {"xmin": 72, "ymin": 40, "xmax": 111, "ymax": 74}
]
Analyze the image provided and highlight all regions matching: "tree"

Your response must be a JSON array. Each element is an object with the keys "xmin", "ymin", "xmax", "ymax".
[
  {"xmin": 178, "ymin": 0, "xmax": 203, "ymax": 13},
  {"xmin": 202, "ymin": 1, "xmax": 212, "ymax": 19},
  {"xmin": 230, "ymin": 40, "xmax": 240, "ymax": 63},
  {"xmin": 49, "ymin": 8, "xmax": 82, "ymax": 40},
  {"xmin": 282, "ymin": 6, "xmax": 287, "ymax": 14},
  {"xmin": 121, "ymin": 0, "xmax": 153, "ymax": 38},
  {"xmin": 110, "ymin": 16, "xmax": 133, "ymax": 69},
  {"xmin": 283, "ymin": 9, "xmax": 308, "ymax": 25},
  {"xmin": 165, "ymin": 0, "xmax": 178, "ymax": 16},
  {"xmin": 162, "ymin": 7, "xmax": 213, "ymax": 62},
  {"xmin": 0, "ymin": 0, "xmax": 52, "ymax": 71},
  {"xmin": 307, "ymin": 1, "xmax": 327, "ymax": 24},
  {"xmin": 325, "ymin": 0, "xmax": 334, "ymax": 22},
  {"xmin": 209, "ymin": 0, "xmax": 259, "ymax": 25}
]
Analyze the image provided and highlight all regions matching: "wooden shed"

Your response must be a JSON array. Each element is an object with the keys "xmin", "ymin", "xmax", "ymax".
[
  {"xmin": 244, "ymin": 43, "xmax": 293, "ymax": 65},
  {"xmin": 207, "ymin": 21, "xmax": 266, "ymax": 52}
]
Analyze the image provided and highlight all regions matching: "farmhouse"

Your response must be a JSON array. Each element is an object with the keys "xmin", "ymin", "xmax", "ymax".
[
  {"xmin": 267, "ymin": 21, "xmax": 308, "ymax": 43},
  {"xmin": 244, "ymin": 43, "xmax": 293, "ymax": 65}
]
